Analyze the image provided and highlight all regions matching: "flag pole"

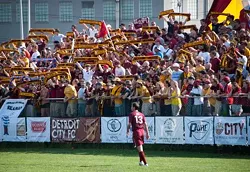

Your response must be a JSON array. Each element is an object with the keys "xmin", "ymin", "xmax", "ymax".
[{"xmin": 20, "ymin": 0, "xmax": 24, "ymax": 39}]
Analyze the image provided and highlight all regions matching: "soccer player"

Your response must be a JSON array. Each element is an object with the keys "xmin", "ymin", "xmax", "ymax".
[{"xmin": 127, "ymin": 102, "xmax": 150, "ymax": 166}]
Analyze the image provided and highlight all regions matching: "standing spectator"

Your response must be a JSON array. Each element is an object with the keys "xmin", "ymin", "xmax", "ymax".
[
  {"xmin": 162, "ymin": 42, "xmax": 173, "ymax": 58},
  {"xmin": 220, "ymin": 76, "xmax": 233, "ymax": 116},
  {"xmin": 161, "ymin": 80, "xmax": 172, "ymax": 116},
  {"xmin": 121, "ymin": 81, "xmax": 131, "ymax": 116},
  {"xmin": 182, "ymin": 76, "xmax": 195, "ymax": 116},
  {"xmin": 152, "ymin": 39, "xmax": 164, "ymax": 54},
  {"xmin": 179, "ymin": 65, "xmax": 192, "ymax": 87},
  {"xmin": 210, "ymin": 51, "xmax": 221, "ymax": 76},
  {"xmin": 154, "ymin": 47, "xmax": 164, "ymax": 58},
  {"xmin": 230, "ymin": 79, "xmax": 243, "ymax": 116},
  {"xmin": 31, "ymin": 44, "xmax": 40, "ymax": 61},
  {"xmin": 97, "ymin": 64, "xmax": 112, "ymax": 83},
  {"xmin": 240, "ymin": 80, "xmax": 250, "ymax": 115},
  {"xmin": 111, "ymin": 78, "xmax": 123, "ymax": 116},
  {"xmin": 103, "ymin": 82, "xmax": 115, "ymax": 116},
  {"xmin": 202, "ymin": 79, "xmax": 213, "ymax": 116},
  {"xmin": 49, "ymin": 79, "xmax": 66, "ymax": 117},
  {"xmin": 17, "ymin": 51, "xmax": 30, "ymax": 67},
  {"xmin": 71, "ymin": 25, "xmax": 79, "ymax": 38},
  {"xmin": 152, "ymin": 81, "xmax": 165, "ymax": 116},
  {"xmin": 64, "ymin": 80, "xmax": 77, "ymax": 117},
  {"xmin": 39, "ymin": 83, "xmax": 49, "ymax": 117},
  {"xmin": 77, "ymin": 82, "xmax": 86, "ymax": 117},
  {"xmin": 190, "ymin": 80, "xmax": 203, "ymax": 116},
  {"xmin": 170, "ymin": 80, "xmax": 182, "ymax": 116},
  {"xmin": 82, "ymin": 23, "xmax": 99, "ymax": 38},
  {"xmin": 85, "ymin": 82, "xmax": 93, "ymax": 116},
  {"xmin": 133, "ymin": 80, "xmax": 153, "ymax": 116},
  {"xmin": 171, "ymin": 63, "xmax": 183, "ymax": 82},
  {"xmin": 52, "ymin": 29, "xmax": 65, "ymax": 44},
  {"xmin": 115, "ymin": 62, "xmax": 126, "ymax": 76},
  {"xmin": 76, "ymin": 63, "xmax": 96, "ymax": 83},
  {"xmin": 210, "ymin": 78, "xmax": 224, "ymax": 116},
  {"xmin": 198, "ymin": 45, "xmax": 210, "ymax": 64}
]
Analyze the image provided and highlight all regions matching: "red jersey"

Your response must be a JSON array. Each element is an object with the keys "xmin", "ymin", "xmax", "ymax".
[{"xmin": 129, "ymin": 111, "xmax": 146, "ymax": 132}]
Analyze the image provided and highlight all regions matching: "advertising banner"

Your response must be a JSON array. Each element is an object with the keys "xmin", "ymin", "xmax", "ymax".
[
  {"xmin": 155, "ymin": 117, "xmax": 184, "ymax": 144},
  {"xmin": 184, "ymin": 117, "xmax": 214, "ymax": 145},
  {"xmin": 127, "ymin": 117, "xmax": 155, "ymax": 144},
  {"xmin": 76, "ymin": 117, "xmax": 100, "ymax": 143},
  {"xmin": 133, "ymin": 17, "xmax": 149, "ymax": 29},
  {"xmin": 0, "ymin": 99, "xmax": 27, "ymax": 118},
  {"xmin": 101, "ymin": 117, "xmax": 127, "ymax": 143},
  {"xmin": 214, "ymin": 117, "xmax": 247, "ymax": 146},
  {"xmin": 51, "ymin": 118, "xmax": 80, "ymax": 142},
  {"xmin": 0, "ymin": 117, "xmax": 26, "ymax": 142},
  {"xmin": 27, "ymin": 117, "xmax": 50, "ymax": 142}
]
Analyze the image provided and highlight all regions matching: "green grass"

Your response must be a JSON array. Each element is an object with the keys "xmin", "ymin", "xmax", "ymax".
[{"xmin": 0, "ymin": 147, "xmax": 249, "ymax": 172}]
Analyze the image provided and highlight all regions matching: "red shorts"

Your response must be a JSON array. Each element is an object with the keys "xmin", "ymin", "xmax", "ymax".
[{"xmin": 133, "ymin": 130, "xmax": 144, "ymax": 146}]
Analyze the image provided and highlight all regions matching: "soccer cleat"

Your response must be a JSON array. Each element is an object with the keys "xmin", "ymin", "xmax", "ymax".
[
  {"xmin": 139, "ymin": 161, "xmax": 144, "ymax": 166},
  {"xmin": 144, "ymin": 164, "xmax": 148, "ymax": 167}
]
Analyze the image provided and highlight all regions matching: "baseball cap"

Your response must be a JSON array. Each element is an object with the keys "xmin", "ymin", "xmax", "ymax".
[
  {"xmin": 177, "ymin": 34, "xmax": 185, "ymax": 39},
  {"xmin": 172, "ymin": 63, "xmax": 180, "ymax": 68}
]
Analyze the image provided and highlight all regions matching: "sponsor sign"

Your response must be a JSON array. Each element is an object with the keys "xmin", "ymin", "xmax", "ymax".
[
  {"xmin": 0, "ymin": 117, "xmax": 26, "ymax": 142},
  {"xmin": 27, "ymin": 117, "xmax": 50, "ymax": 142},
  {"xmin": 155, "ymin": 117, "xmax": 184, "ymax": 144},
  {"xmin": 51, "ymin": 118, "xmax": 80, "ymax": 142},
  {"xmin": 76, "ymin": 118, "xmax": 100, "ymax": 143},
  {"xmin": 0, "ymin": 99, "xmax": 27, "ymax": 118},
  {"xmin": 214, "ymin": 117, "xmax": 247, "ymax": 145},
  {"xmin": 127, "ymin": 117, "xmax": 155, "ymax": 144},
  {"xmin": 101, "ymin": 117, "xmax": 127, "ymax": 143},
  {"xmin": 185, "ymin": 117, "xmax": 214, "ymax": 145}
]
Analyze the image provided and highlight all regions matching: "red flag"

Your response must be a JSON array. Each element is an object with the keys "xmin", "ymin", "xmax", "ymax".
[{"xmin": 98, "ymin": 21, "xmax": 109, "ymax": 38}]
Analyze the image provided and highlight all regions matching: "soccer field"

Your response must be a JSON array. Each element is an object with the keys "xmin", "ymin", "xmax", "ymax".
[{"xmin": 0, "ymin": 147, "xmax": 249, "ymax": 172}]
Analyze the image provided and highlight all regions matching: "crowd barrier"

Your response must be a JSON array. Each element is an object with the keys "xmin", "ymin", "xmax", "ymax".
[
  {"xmin": 0, "ymin": 116, "xmax": 249, "ymax": 146},
  {"xmin": 1, "ymin": 96, "xmax": 250, "ymax": 118}
]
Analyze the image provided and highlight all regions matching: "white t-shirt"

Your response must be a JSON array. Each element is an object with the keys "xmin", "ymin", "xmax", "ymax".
[
  {"xmin": 163, "ymin": 48, "xmax": 173, "ymax": 57},
  {"xmin": 115, "ymin": 66, "xmax": 126, "ymax": 76},
  {"xmin": 238, "ymin": 55, "xmax": 248, "ymax": 70},
  {"xmin": 88, "ymin": 28, "xmax": 98, "ymax": 38},
  {"xmin": 190, "ymin": 86, "xmax": 204, "ymax": 105},
  {"xmin": 31, "ymin": 51, "xmax": 40, "ymax": 61},
  {"xmin": 52, "ymin": 33, "xmax": 65, "ymax": 43},
  {"xmin": 223, "ymin": 41, "xmax": 231, "ymax": 48},
  {"xmin": 82, "ymin": 69, "xmax": 95, "ymax": 82},
  {"xmin": 198, "ymin": 52, "xmax": 210, "ymax": 64}
]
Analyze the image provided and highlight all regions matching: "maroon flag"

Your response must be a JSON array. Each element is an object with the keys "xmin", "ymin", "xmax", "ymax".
[{"xmin": 98, "ymin": 21, "xmax": 109, "ymax": 38}]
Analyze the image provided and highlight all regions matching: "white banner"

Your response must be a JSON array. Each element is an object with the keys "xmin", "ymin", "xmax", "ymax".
[
  {"xmin": 127, "ymin": 117, "xmax": 155, "ymax": 144},
  {"xmin": 248, "ymin": 116, "xmax": 250, "ymax": 146},
  {"xmin": 155, "ymin": 117, "xmax": 184, "ymax": 144},
  {"xmin": 0, "ymin": 117, "xmax": 26, "ymax": 142},
  {"xmin": 214, "ymin": 117, "xmax": 247, "ymax": 146},
  {"xmin": 0, "ymin": 99, "xmax": 27, "ymax": 118},
  {"xmin": 101, "ymin": 117, "xmax": 127, "ymax": 143},
  {"xmin": 185, "ymin": 117, "xmax": 214, "ymax": 145},
  {"xmin": 27, "ymin": 117, "xmax": 50, "ymax": 142}
]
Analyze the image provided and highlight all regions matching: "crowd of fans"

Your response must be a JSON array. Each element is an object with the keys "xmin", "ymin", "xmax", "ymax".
[{"xmin": 0, "ymin": 13, "xmax": 250, "ymax": 118}]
